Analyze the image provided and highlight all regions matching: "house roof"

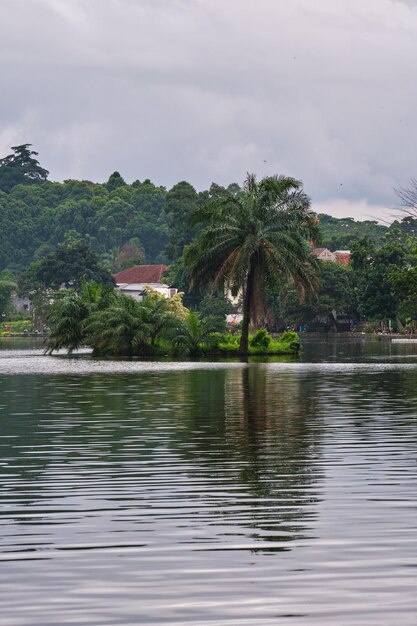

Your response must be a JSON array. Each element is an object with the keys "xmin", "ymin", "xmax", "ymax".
[
  {"xmin": 312, "ymin": 247, "xmax": 332, "ymax": 256},
  {"xmin": 335, "ymin": 251, "xmax": 351, "ymax": 266},
  {"xmin": 113, "ymin": 264, "xmax": 169, "ymax": 284}
]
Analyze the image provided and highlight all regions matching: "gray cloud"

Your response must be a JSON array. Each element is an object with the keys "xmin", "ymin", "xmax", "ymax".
[{"xmin": 1, "ymin": 0, "xmax": 417, "ymax": 219}]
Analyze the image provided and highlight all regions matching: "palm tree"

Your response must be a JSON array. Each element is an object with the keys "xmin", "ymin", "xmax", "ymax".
[
  {"xmin": 84, "ymin": 294, "xmax": 147, "ymax": 356},
  {"xmin": 45, "ymin": 290, "xmax": 90, "ymax": 354},
  {"xmin": 170, "ymin": 310, "xmax": 216, "ymax": 356},
  {"xmin": 184, "ymin": 173, "xmax": 319, "ymax": 353},
  {"xmin": 85, "ymin": 292, "xmax": 178, "ymax": 356},
  {"xmin": 45, "ymin": 281, "xmax": 117, "ymax": 354}
]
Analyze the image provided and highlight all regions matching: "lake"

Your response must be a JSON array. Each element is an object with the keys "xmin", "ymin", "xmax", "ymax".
[{"xmin": 1, "ymin": 336, "xmax": 417, "ymax": 625}]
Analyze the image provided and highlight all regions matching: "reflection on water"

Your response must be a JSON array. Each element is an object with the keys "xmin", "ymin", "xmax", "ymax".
[{"xmin": 0, "ymin": 338, "xmax": 417, "ymax": 624}]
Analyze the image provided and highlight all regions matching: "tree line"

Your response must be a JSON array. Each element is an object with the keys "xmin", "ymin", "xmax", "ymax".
[
  {"xmin": 2, "ymin": 144, "xmax": 417, "ymax": 339},
  {"xmin": 0, "ymin": 144, "xmax": 386, "ymax": 276}
]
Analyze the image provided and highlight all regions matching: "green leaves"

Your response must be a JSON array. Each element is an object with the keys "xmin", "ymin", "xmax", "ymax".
[
  {"xmin": 0, "ymin": 144, "xmax": 49, "ymax": 193},
  {"xmin": 29, "ymin": 242, "xmax": 115, "ymax": 290},
  {"xmin": 184, "ymin": 172, "xmax": 318, "ymax": 353},
  {"xmin": 46, "ymin": 286, "xmax": 183, "ymax": 357}
]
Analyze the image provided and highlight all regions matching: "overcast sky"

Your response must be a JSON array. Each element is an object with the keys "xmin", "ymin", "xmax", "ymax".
[{"xmin": 1, "ymin": 0, "xmax": 417, "ymax": 221}]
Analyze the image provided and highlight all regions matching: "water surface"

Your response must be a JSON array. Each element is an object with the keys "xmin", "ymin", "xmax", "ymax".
[{"xmin": 1, "ymin": 337, "xmax": 417, "ymax": 625}]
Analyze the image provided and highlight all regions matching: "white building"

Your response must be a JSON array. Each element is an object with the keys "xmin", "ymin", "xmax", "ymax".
[{"xmin": 113, "ymin": 265, "xmax": 177, "ymax": 300}]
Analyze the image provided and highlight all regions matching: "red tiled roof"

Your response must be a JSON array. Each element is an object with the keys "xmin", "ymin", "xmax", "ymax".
[
  {"xmin": 113, "ymin": 264, "xmax": 169, "ymax": 284},
  {"xmin": 312, "ymin": 248, "xmax": 328, "ymax": 255},
  {"xmin": 335, "ymin": 251, "xmax": 351, "ymax": 266}
]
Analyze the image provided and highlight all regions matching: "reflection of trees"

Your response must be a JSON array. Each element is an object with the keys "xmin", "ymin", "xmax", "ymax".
[
  {"xmin": 160, "ymin": 366, "xmax": 325, "ymax": 551},
  {"xmin": 316, "ymin": 366, "xmax": 417, "ymax": 440},
  {"xmin": 3, "ymin": 352, "xmax": 417, "ymax": 555},
  {"xmin": 1, "ymin": 367, "xmax": 324, "ymax": 552},
  {"xmin": 0, "ymin": 375, "xmax": 52, "ymax": 481},
  {"xmin": 219, "ymin": 366, "xmax": 323, "ymax": 549}
]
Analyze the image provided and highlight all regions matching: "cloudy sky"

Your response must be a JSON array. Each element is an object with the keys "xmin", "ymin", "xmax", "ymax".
[{"xmin": 1, "ymin": 0, "xmax": 417, "ymax": 220}]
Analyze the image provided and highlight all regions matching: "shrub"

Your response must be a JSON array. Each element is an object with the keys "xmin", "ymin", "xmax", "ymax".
[
  {"xmin": 278, "ymin": 330, "xmax": 300, "ymax": 351},
  {"xmin": 250, "ymin": 328, "xmax": 271, "ymax": 349}
]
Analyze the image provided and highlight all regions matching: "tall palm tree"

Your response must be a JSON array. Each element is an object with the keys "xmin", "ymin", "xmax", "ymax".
[{"xmin": 184, "ymin": 173, "xmax": 319, "ymax": 353}]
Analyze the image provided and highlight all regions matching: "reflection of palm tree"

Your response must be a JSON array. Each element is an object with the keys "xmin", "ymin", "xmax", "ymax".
[
  {"xmin": 2, "ymin": 366, "xmax": 323, "ymax": 553},
  {"xmin": 160, "ymin": 367, "xmax": 323, "ymax": 550},
  {"xmin": 185, "ymin": 173, "xmax": 319, "ymax": 353},
  {"xmin": 220, "ymin": 366, "xmax": 323, "ymax": 548}
]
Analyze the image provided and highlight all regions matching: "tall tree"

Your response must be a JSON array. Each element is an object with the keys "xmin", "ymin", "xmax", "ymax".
[
  {"xmin": 106, "ymin": 171, "xmax": 126, "ymax": 192},
  {"xmin": 0, "ymin": 144, "xmax": 49, "ymax": 193},
  {"xmin": 164, "ymin": 181, "xmax": 199, "ymax": 260},
  {"xmin": 351, "ymin": 236, "xmax": 407, "ymax": 325},
  {"xmin": 184, "ymin": 173, "xmax": 319, "ymax": 353},
  {"xmin": 28, "ymin": 242, "xmax": 114, "ymax": 290}
]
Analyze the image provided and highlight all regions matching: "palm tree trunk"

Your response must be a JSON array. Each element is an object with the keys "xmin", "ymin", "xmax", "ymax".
[{"xmin": 239, "ymin": 265, "xmax": 255, "ymax": 354}]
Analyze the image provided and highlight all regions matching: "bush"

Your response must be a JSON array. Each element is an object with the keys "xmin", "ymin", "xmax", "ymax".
[
  {"xmin": 278, "ymin": 330, "xmax": 300, "ymax": 351},
  {"xmin": 250, "ymin": 328, "xmax": 271, "ymax": 349}
]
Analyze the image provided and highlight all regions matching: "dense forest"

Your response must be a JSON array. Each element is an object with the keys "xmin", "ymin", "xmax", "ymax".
[
  {"xmin": 0, "ymin": 144, "xmax": 388, "ymax": 275},
  {"xmin": 2, "ymin": 144, "xmax": 417, "ymax": 332}
]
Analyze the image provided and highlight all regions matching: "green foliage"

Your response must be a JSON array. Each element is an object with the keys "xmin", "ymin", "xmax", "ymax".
[
  {"xmin": 45, "ymin": 282, "xmax": 301, "ymax": 357},
  {"xmin": 47, "ymin": 283, "xmax": 177, "ymax": 356},
  {"xmin": 389, "ymin": 216, "xmax": 417, "ymax": 238},
  {"xmin": 3, "ymin": 144, "xmax": 416, "ymax": 333},
  {"xmin": 0, "ymin": 169, "xmax": 169, "ymax": 273},
  {"xmin": 351, "ymin": 236, "xmax": 407, "ymax": 322},
  {"xmin": 85, "ymin": 295, "xmax": 154, "ymax": 356},
  {"xmin": 185, "ymin": 173, "xmax": 319, "ymax": 353},
  {"xmin": 169, "ymin": 310, "xmax": 212, "ymax": 356},
  {"xmin": 214, "ymin": 330, "xmax": 300, "ymax": 355},
  {"xmin": 45, "ymin": 282, "xmax": 117, "ymax": 354},
  {"xmin": 386, "ymin": 251, "xmax": 417, "ymax": 322},
  {"xmin": 250, "ymin": 328, "xmax": 271, "ymax": 349},
  {"xmin": 198, "ymin": 293, "xmax": 231, "ymax": 333},
  {"xmin": 1, "ymin": 319, "xmax": 32, "ymax": 335},
  {"xmin": 106, "ymin": 171, "xmax": 126, "ymax": 192},
  {"xmin": 164, "ymin": 181, "xmax": 200, "ymax": 261},
  {"xmin": 318, "ymin": 214, "xmax": 387, "ymax": 249},
  {"xmin": 114, "ymin": 239, "xmax": 145, "ymax": 271},
  {"xmin": 27, "ymin": 242, "xmax": 114, "ymax": 290},
  {"xmin": 277, "ymin": 330, "xmax": 301, "ymax": 351},
  {"xmin": 45, "ymin": 291, "xmax": 90, "ymax": 353},
  {"xmin": 280, "ymin": 262, "xmax": 356, "ymax": 323},
  {"xmin": 0, "ymin": 281, "xmax": 14, "ymax": 316},
  {"xmin": 0, "ymin": 144, "xmax": 49, "ymax": 193}
]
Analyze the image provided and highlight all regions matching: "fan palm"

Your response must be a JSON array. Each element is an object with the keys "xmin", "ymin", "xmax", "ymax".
[{"xmin": 184, "ymin": 173, "xmax": 319, "ymax": 353}]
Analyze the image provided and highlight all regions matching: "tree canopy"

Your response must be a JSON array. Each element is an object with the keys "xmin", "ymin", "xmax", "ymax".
[
  {"xmin": 3, "ymin": 142, "xmax": 417, "ymax": 333},
  {"xmin": 0, "ymin": 144, "xmax": 49, "ymax": 193},
  {"xmin": 185, "ymin": 173, "xmax": 319, "ymax": 352},
  {"xmin": 25, "ymin": 241, "xmax": 114, "ymax": 291}
]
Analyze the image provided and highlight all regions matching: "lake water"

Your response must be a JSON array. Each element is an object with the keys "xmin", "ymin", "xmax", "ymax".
[{"xmin": 1, "ymin": 337, "xmax": 417, "ymax": 625}]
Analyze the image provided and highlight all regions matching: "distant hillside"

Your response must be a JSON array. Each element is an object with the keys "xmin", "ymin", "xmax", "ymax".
[
  {"xmin": 0, "ymin": 143, "xmax": 397, "ymax": 276},
  {"xmin": 318, "ymin": 214, "xmax": 388, "ymax": 250}
]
